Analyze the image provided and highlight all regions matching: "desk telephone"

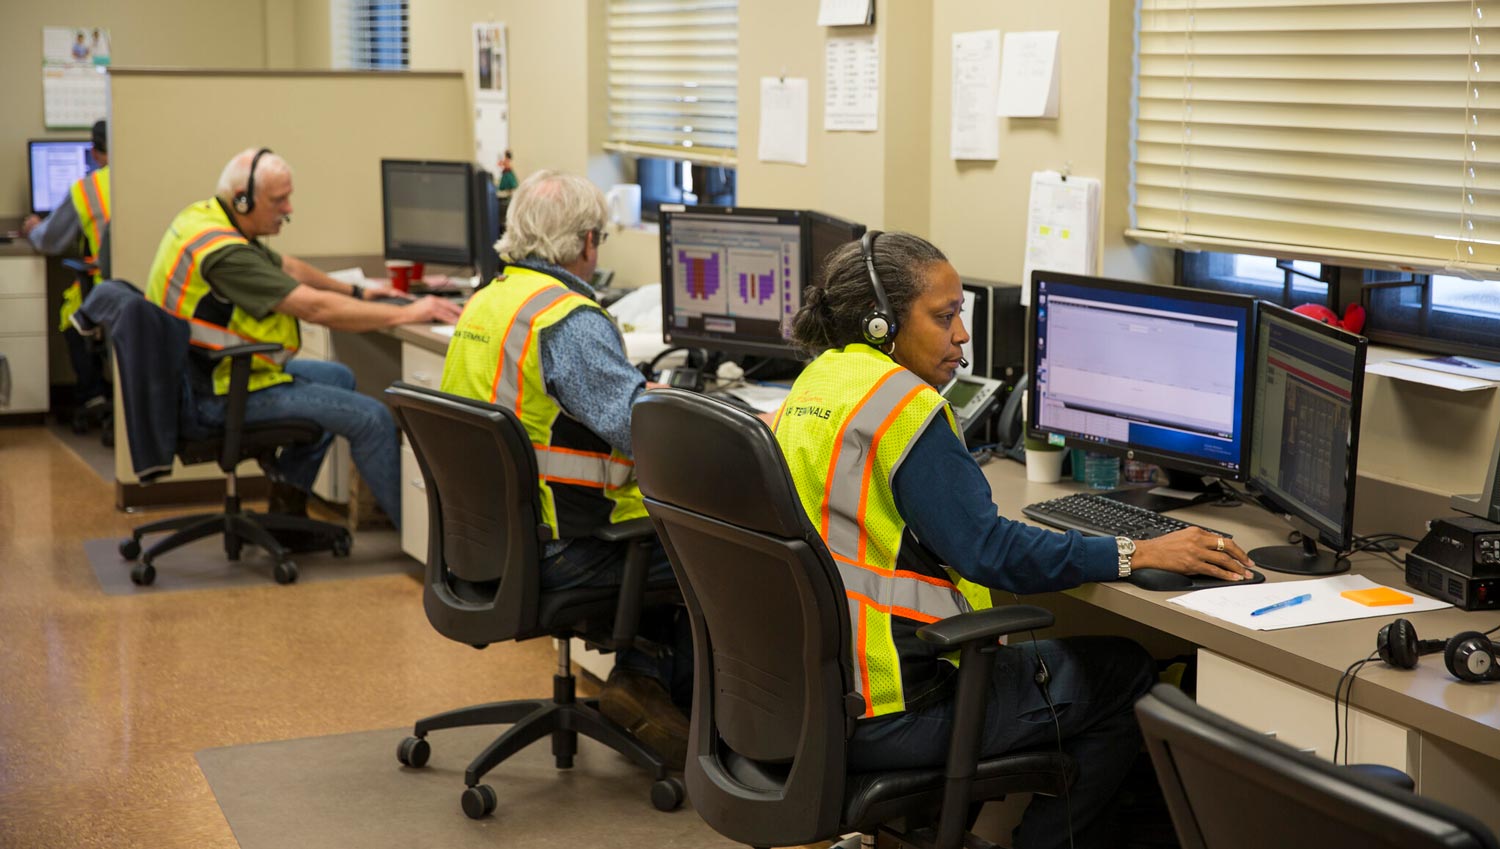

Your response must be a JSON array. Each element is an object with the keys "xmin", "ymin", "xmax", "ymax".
[{"xmin": 940, "ymin": 373, "xmax": 1007, "ymax": 444}]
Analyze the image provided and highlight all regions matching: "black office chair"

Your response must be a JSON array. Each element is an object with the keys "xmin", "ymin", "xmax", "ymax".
[
  {"xmin": 76, "ymin": 280, "xmax": 351, "ymax": 586},
  {"xmin": 631, "ymin": 388, "xmax": 1075, "ymax": 849},
  {"xmin": 384, "ymin": 382, "xmax": 685, "ymax": 820},
  {"xmin": 1135, "ymin": 683, "xmax": 1499, "ymax": 849}
]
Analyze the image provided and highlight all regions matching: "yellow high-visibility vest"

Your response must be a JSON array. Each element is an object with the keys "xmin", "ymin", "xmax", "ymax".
[{"xmin": 58, "ymin": 165, "xmax": 111, "ymax": 331}]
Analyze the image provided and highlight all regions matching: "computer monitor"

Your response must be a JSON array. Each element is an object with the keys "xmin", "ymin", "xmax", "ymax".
[
  {"xmin": 1246, "ymin": 302, "xmax": 1367, "ymax": 575},
  {"xmin": 659, "ymin": 206, "xmax": 809, "ymax": 360},
  {"xmin": 804, "ymin": 209, "xmax": 866, "ymax": 286},
  {"xmin": 28, "ymin": 139, "xmax": 95, "ymax": 215},
  {"xmin": 1027, "ymin": 271, "xmax": 1257, "ymax": 507},
  {"xmin": 381, "ymin": 159, "xmax": 475, "ymax": 267}
]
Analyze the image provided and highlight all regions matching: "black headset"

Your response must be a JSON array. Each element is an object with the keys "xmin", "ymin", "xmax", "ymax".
[
  {"xmin": 1377, "ymin": 618, "xmax": 1498, "ymax": 683},
  {"xmin": 232, "ymin": 148, "xmax": 273, "ymax": 215},
  {"xmin": 859, "ymin": 230, "xmax": 897, "ymax": 347}
]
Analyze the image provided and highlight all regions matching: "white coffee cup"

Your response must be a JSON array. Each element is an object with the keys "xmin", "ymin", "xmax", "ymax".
[
  {"xmin": 605, "ymin": 184, "xmax": 642, "ymax": 228},
  {"xmin": 1025, "ymin": 446, "xmax": 1066, "ymax": 483}
]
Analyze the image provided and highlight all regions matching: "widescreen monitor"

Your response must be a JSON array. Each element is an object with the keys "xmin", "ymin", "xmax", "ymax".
[
  {"xmin": 1027, "ymin": 271, "xmax": 1257, "ymax": 499},
  {"xmin": 28, "ymin": 139, "xmax": 95, "ymax": 215},
  {"xmin": 381, "ymin": 159, "xmax": 474, "ymax": 267},
  {"xmin": 805, "ymin": 209, "xmax": 866, "ymax": 286},
  {"xmin": 1246, "ymin": 302, "xmax": 1367, "ymax": 574}
]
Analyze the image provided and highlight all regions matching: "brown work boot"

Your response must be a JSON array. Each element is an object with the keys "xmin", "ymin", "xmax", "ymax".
[{"xmin": 597, "ymin": 669, "xmax": 689, "ymax": 770}]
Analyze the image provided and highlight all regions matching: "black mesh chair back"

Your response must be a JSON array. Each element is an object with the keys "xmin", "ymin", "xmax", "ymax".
[{"xmin": 1136, "ymin": 684, "xmax": 1499, "ymax": 849}]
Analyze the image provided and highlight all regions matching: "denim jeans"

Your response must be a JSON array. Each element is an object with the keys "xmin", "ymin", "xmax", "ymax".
[
  {"xmin": 543, "ymin": 535, "xmax": 691, "ymax": 706},
  {"xmin": 850, "ymin": 636, "xmax": 1156, "ymax": 849},
  {"xmin": 190, "ymin": 359, "xmax": 402, "ymax": 528}
]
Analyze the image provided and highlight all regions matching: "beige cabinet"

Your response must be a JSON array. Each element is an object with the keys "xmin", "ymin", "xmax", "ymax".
[
  {"xmin": 398, "ymin": 342, "xmax": 446, "ymax": 562},
  {"xmin": 298, "ymin": 320, "xmax": 352, "ymax": 505},
  {"xmin": 0, "ymin": 257, "xmax": 49, "ymax": 414}
]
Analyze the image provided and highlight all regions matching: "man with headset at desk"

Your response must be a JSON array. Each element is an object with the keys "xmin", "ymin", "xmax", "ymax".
[
  {"xmin": 439, "ymin": 170, "xmax": 693, "ymax": 768},
  {"xmin": 144, "ymin": 147, "xmax": 462, "ymax": 528}
]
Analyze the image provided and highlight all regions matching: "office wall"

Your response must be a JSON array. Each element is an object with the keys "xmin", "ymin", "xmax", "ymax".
[{"xmin": 0, "ymin": 0, "xmax": 278, "ymax": 220}]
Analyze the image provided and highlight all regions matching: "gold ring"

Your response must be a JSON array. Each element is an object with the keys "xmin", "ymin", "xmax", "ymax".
[{"xmin": 1216, "ymin": 537, "xmax": 1226, "ymax": 552}]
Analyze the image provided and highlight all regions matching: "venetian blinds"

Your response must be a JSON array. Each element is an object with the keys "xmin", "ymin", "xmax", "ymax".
[
  {"xmin": 1131, "ymin": 0, "xmax": 1500, "ymax": 273},
  {"xmin": 605, "ymin": 0, "xmax": 739, "ymax": 166},
  {"xmin": 331, "ymin": 0, "xmax": 408, "ymax": 71}
]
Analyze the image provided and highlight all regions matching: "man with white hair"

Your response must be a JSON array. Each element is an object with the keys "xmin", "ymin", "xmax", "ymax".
[
  {"xmin": 144, "ymin": 147, "xmax": 463, "ymax": 528},
  {"xmin": 440, "ymin": 170, "xmax": 690, "ymax": 767}
]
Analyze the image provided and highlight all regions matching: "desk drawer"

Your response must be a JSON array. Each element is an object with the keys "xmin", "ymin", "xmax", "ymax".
[
  {"xmin": 400, "ymin": 442, "xmax": 429, "ymax": 565},
  {"xmin": 0, "ymin": 297, "xmax": 47, "ymax": 336},
  {"xmin": 0, "ymin": 335, "xmax": 50, "ymax": 413},
  {"xmin": 0, "ymin": 257, "xmax": 46, "ymax": 298},
  {"xmin": 1197, "ymin": 650, "xmax": 1413, "ymax": 770},
  {"xmin": 401, "ymin": 343, "xmax": 445, "ymax": 390}
]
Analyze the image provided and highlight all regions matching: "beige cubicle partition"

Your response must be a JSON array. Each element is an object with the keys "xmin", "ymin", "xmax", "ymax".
[{"xmin": 106, "ymin": 68, "xmax": 469, "ymax": 489}]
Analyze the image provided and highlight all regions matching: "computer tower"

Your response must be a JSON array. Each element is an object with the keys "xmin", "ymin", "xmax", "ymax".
[{"xmin": 960, "ymin": 278, "xmax": 1025, "ymax": 386}]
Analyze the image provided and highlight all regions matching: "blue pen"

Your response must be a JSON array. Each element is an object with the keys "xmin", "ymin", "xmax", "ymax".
[{"xmin": 1250, "ymin": 593, "xmax": 1313, "ymax": 617}]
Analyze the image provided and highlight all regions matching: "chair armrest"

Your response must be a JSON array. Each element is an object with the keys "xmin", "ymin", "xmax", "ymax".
[
  {"xmin": 915, "ymin": 605, "xmax": 1055, "ymax": 649},
  {"xmin": 588, "ymin": 519, "xmax": 664, "ymax": 650},
  {"xmin": 591, "ymin": 516, "xmax": 655, "ymax": 543},
  {"xmin": 203, "ymin": 342, "xmax": 285, "ymax": 363},
  {"xmin": 210, "ymin": 343, "xmax": 286, "ymax": 471},
  {"xmin": 62, "ymin": 257, "xmax": 98, "ymax": 277},
  {"xmin": 1346, "ymin": 763, "xmax": 1415, "ymax": 791}
]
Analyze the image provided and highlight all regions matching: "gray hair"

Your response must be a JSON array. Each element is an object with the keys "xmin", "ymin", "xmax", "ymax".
[
  {"xmin": 496, "ymin": 170, "xmax": 607, "ymax": 265},
  {"xmin": 790, "ymin": 232, "xmax": 948, "ymax": 355},
  {"xmin": 215, "ymin": 148, "xmax": 292, "ymax": 204}
]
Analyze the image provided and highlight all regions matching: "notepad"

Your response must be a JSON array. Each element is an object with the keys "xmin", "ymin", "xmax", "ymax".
[{"xmin": 1341, "ymin": 587, "xmax": 1414, "ymax": 607}]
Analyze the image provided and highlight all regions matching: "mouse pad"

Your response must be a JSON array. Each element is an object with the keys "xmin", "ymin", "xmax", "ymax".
[{"xmin": 1129, "ymin": 568, "xmax": 1265, "ymax": 592}]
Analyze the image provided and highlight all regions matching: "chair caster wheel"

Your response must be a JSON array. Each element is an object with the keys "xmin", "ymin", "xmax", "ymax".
[
  {"xmin": 119, "ymin": 538, "xmax": 141, "ymax": 560},
  {"xmin": 651, "ymin": 776, "xmax": 685, "ymax": 811},
  {"xmin": 273, "ymin": 560, "xmax": 298, "ymax": 584},
  {"xmin": 461, "ymin": 784, "xmax": 497, "ymax": 819},
  {"xmin": 130, "ymin": 562, "xmax": 156, "ymax": 586},
  {"xmin": 332, "ymin": 532, "xmax": 352, "ymax": 557},
  {"xmin": 396, "ymin": 735, "xmax": 430, "ymax": 768}
]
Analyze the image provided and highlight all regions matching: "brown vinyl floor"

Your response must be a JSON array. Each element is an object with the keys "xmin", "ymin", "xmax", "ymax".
[{"xmin": 0, "ymin": 427, "xmax": 832, "ymax": 848}]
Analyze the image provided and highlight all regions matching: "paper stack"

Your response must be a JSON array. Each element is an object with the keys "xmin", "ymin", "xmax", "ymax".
[{"xmin": 1021, "ymin": 170, "xmax": 1100, "ymax": 306}]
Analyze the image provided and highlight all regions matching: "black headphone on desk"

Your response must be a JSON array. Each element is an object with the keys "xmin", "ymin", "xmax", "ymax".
[
  {"xmin": 232, "ymin": 148, "xmax": 273, "ymax": 215},
  {"xmin": 1377, "ymin": 618, "xmax": 1498, "ymax": 683},
  {"xmin": 859, "ymin": 230, "xmax": 897, "ymax": 347}
]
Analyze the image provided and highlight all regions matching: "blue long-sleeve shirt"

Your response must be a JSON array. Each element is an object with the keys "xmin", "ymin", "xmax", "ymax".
[{"xmin": 892, "ymin": 422, "xmax": 1117, "ymax": 594}]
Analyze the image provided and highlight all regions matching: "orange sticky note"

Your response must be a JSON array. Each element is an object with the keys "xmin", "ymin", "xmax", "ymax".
[{"xmin": 1341, "ymin": 587, "xmax": 1413, "ymax": 607}]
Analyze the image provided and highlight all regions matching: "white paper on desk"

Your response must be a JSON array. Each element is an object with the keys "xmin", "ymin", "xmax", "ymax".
[
  {"xmin": 430, "ymin": 325, "xmax": 457, "ymax": 338},
  {"xmin": 759, "ymin": 77, "xmax": 809, "ymax": 165},
  {"xmin": 722, "ymin": 384, "xmax": 791, "ymax": 414},
  {"xmin": 1021, "ymin": 170, "xmax": 1099, "ymax": 306},
  {"xmin": 326, "ymin": 268, "xmax": 368, "ymax": 285},
  {"xmin": 1168, "ymin": 575, "xmax": 1449, "ymax": 632},
  {"xmin": 951, "ymin": 30, "xmax": 1000, "ymax": 161},
  {"xmin": 825, "ymin": 35, "xmax": 879, "ymax": 132},
  {"xmin": 1366, "ymin": 361, "xmax": 1496, "ymax": 392},
  {"xmin": 997, "ymin": 31, "xmax": 1060, "ymax": 118},
  {"xmin": 1394, "ymin": 354, "xmax": 1500, "ymax": 382},
  {"xmin": 818, "ymin": 0, "xmax": 873, "ymax": 27}
]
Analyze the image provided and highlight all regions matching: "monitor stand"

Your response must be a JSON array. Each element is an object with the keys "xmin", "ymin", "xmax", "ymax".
[
  {"xmin": 1096, "ymin": 469, "xmax": 1236, "ymax": 515},
  {"xmin": 1249, "ymin": 534, "xmax": 1350, "ymax": 576}
]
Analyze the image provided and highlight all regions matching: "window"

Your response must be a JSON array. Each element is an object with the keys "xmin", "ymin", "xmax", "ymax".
[
  {"xmin": 1180, "ymin": 251, "xmax": 1330, "ymax": 308},
  {"xmin": 332, "ymin": 0, "xmax": 408, "ymax": 71},
  {"xmin": 1132, "ymin": 1, "xmax": 1500, "ymax": 274},
  {"xmin": 606, "ymin": 0, "xmax": 738, "ymax": 214}
]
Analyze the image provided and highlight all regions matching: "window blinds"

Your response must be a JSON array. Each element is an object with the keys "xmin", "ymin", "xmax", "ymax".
[
  {"xmin": 605, "ymin": 0, "xmax": 738, "ymax": 165},
  {"xmin": 331, "ymin": 0, "xmax": 408, "ymax": 71},
  {"xmin": 1131, "ymin": 0, "xmax": 1500, "ymax": 274}
]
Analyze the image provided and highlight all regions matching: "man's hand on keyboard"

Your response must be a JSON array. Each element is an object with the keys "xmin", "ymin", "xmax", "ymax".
[{"xmin": 1133, "ymin": 527, "xmax": 1254, "ymax": 582}]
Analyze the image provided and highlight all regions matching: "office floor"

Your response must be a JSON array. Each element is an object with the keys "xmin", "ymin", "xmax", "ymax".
[{"xmin": 0, "ymin": 427, "xmax": 828, "ymax": 849}]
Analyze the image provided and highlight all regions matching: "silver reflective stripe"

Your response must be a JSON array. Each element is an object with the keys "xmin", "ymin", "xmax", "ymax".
[
  {"xmin": 535, "ymin": 445, "xmax": 632, "ymax": 488},
  {"xmin": 835, "ymin": 559, "xmax": 973, "ymax": 620},
  {"xmin": 163, "ymin": 229, "xmax": 241, "ymax": 314},
  {"xmin": 824, "ymin": 368, "xmax": 926, "ymax": 560},
  {"xmin": 187, "ymin": 321, "xmax": 292, "ymax": 364},
  {"xmin": 494, "ymin": 287, "xmax": 577, "ymax": 404},
  {"xmin": 847, "ymin": 596, "xmax": 867, "ymax": 701}
]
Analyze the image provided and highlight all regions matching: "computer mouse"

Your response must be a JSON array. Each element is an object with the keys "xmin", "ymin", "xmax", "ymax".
[{"xmin": 1128, "ymin": 569, "xmax": 1194, "ymax": 592}]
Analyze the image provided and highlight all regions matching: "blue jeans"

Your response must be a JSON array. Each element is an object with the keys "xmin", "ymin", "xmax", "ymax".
[
  {"xmin": 850, "ymin": 636, "xmax": 1155, "ymax": 849},
  {"xmin": 543, "ymin": 535, "xmax": 691, "ymax": 706},
  {"xmin": 190, "ymin": 359, "xmax": 402, "ymax": 528}
]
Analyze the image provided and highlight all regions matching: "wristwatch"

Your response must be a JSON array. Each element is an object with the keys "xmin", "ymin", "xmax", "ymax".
[
  {"xmin": 348, "ymin": 283, "xmax": 364, "ymax": 299},
  {"xmin": 1115, "ymin": 536, "xmax": 1135, "ymax": 578}
]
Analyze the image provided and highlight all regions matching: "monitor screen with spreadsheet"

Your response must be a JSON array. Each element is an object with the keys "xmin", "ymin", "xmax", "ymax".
[
  {"xmin": 1027, "ymin": 271, "xmax": 1256, "ymax": 480},
  {"xmin": 28, "ymin": 139, "xmax": 95, "ymax": 215}
]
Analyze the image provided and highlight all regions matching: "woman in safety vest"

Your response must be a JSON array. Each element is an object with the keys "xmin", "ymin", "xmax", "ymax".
[{"xmin": 772, "ymin": 231, "xmax": 1254, "ymax": 849}]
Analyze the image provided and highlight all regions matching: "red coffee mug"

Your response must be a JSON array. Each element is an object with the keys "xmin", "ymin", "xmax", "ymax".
[{"xmin": 385, "ymin": 259, "xmax": 414, "ymax": 293}]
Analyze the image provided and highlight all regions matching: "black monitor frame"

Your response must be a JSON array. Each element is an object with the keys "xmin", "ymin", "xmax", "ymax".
[
  {"xmin": 28, "ymin": 138, "xmax": 94, "ymax": 215},
  {"xmin": 661, "ymin": 205, "xmax": 861, "ymax": 360},
  {"xmin": 380, "ymin": 159, "xmax": 475, "ymax": 267},
  {"xmin": 1026, "ymin": 270, "xmax": 1259, "ymax": 490},
  {"xmin": 1245, "ymin": 302, "xmax": 1368, "ymax": 574}
]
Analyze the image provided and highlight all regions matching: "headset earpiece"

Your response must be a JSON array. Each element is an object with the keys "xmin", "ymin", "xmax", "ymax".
[
  {"xmin": 233, "ymin": 148, "xmax": 272, "ymax": 216},
  {"xmin": 1444, "ymin": 631, "xmax": 1497, "ymax": 683},
  {"xmin": 859, "ymin": 230, "xmax": 897, "ymax": 347},
  {"xmin": 1376, "ymin": 618, "xmax": 1444, "ymax": 670}
]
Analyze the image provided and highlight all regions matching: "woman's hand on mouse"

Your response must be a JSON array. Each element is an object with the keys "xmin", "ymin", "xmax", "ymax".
[{"xmin": 1132, "ymin": 527, "xmax": 1254, "ymax": 582}]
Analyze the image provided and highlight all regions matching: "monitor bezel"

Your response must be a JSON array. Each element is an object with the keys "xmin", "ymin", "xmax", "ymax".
[
  {"xmin": 28, "ymin": 138, "xmax": 93, "ymax": 216},
  {"xmin": 1247, "ymin": 301, "xmax": 1368, "ymax": 553},
  {"xmin": 380, "ymin": 158, "xmax": 475, "ymax": 267},
  {"xmin": 659, "ymin": 205, "xmax": 809, "ymax": 360},
  {"xmin": 1026, "ymin": 270, "xmax": 1258, "ymax": 482}
]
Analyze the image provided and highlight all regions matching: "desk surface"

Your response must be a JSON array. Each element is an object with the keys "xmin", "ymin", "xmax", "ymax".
[{"xmin": 981, "ymin": 459, "xmax": 1500, "ymax": 761}]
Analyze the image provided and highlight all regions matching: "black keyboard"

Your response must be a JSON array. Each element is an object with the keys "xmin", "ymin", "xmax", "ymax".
[{"xmin": 1022, "ymin": 492, "xmax": 1225, "ymax": 541}]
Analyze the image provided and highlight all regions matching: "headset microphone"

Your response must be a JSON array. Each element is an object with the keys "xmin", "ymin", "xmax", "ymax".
[{"xmin": 958, "ymin": 357, "xmax": 969, "ymax": 369}]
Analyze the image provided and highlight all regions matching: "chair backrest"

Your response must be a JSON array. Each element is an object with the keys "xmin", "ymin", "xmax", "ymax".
[
  {"xmin": 631, "ymin": 388, "xmax": 854, "ymax": 847},
  {"xmin": 1136, "ymin": 684, "xmax": 1499, "ymax": 849},
  {"xmin": 386, "ymin": 382, "xmax": 542, "ymax": 645}
]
